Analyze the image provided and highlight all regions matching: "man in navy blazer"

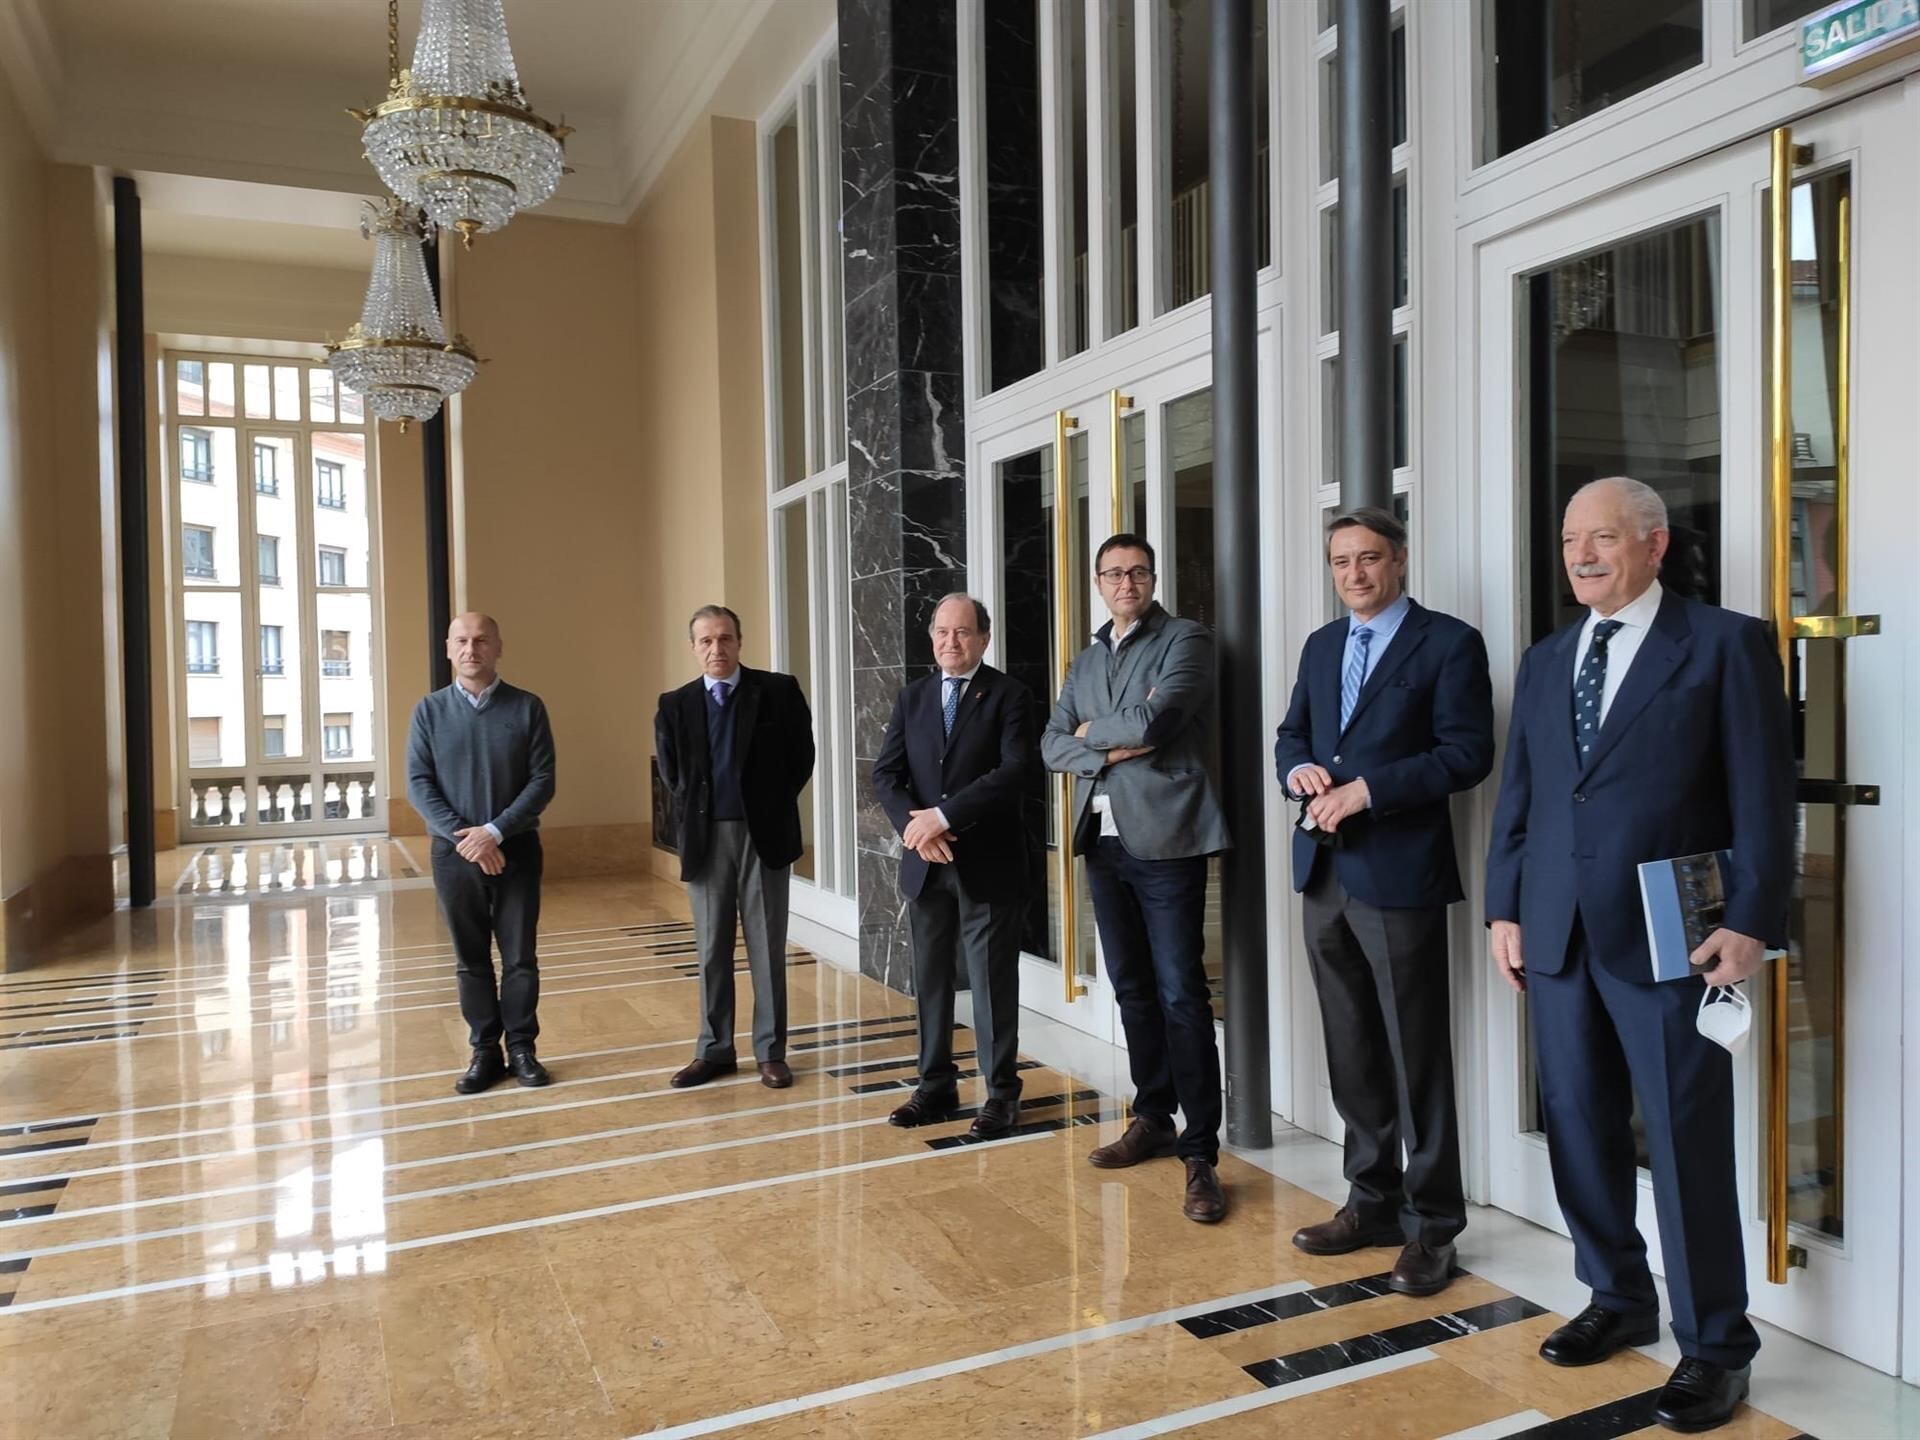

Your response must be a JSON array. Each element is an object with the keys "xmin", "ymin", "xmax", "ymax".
[
  {"xmin": 1274, "ymin": 506, "xmax": 1494, "ymax": 1298},
  {"xmin": 873, "ymin": 594, "xmax": 1037, "ymax": 1140},
  {"xmin": 1486, "ymin": 477, "xmax": 1792, "ymax": 1433}
]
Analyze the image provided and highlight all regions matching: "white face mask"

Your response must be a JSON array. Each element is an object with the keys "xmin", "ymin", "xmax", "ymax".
[{"xmin": 1697, "ymin": 983, "xmax": 1752, "ymax": 1054}]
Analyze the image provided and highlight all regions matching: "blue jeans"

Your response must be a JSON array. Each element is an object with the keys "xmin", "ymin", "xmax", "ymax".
[{"xmin": 1084, "ymin": 838, "xmax": 1221, "ymax": 1163}]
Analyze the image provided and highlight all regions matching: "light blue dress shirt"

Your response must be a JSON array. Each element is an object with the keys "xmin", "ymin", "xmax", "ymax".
[{"xmin": 1285, "ymin": 592, "xmax": 1413, "ymax": 800}]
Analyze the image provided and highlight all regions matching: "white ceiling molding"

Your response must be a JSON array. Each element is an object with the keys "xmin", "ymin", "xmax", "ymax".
[{"xmin": 0, "ymin": 0, "xmax": 61, "ymax": 152}]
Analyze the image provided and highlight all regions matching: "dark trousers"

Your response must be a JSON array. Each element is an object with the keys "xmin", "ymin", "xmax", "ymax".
[
  {"xmin": 430, "ymin": 834, "xmax": 543, "ymax": 1053},
  {"xmin": 1302, "ymin": 858, "xmax": 1465, "ymax": 1245},
  {"xmin": 689, "ymin": 820, "xmax": 790, "ymax": 1064},
  {"xmin": 1085, "ymin": 838, "xmax": 1221, "ymax": 1164},
  {"xmin": 907, "ymin": 863, "xmax": 1024, "ymax": 1103},
  {"xmin": 1531, "ymin": 926, "xmax": 1758, "ymax": 1369}
]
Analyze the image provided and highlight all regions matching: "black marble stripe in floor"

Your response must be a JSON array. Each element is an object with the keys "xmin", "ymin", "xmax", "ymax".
[
  {"xmin": 0, "ymin": 1117, "xmax": 98, "ymax": 1140},
  {"xmin": 0, "ymin": 1029, "xmax": 144, "ymax": 1051},
  {"xmin": 923, "ymin": 1104, "xmax": 1121, "ymax": 1150},
  {"xmin": 1507, "ymin": 1391, "xmax": 1814, "ymax": 1440},
  {"xmin": 827, "ymin": 1048, "xmax": 975, "ymax": 1078},
  {"xmin": 0, "ymin": 1204, "xmax": 60, "ymax": 1223},
  {"xmin": 0, "ymin": 1257, "xmax": 29, "ymax": 1275},
  {"xmin": 0, "ymin": 995, "xmax": 156, "ymax": 1018},
  {"xmin": 0, "ymin": 1177, "xmax": 71, "ymax": 1200},
  {"xmin": 851, "ymin": 1059, "xmax": 1040, "ymax": 1095},
  {"xmin": 1243, "ymin": 1296, "xmax": 1548, "ymax": 1388},
  {"xmin": 788, "ymin": 1011, "xmax": 918, "ymax": 1039},
  {"xmin": 0, "ymin": 975, "xmax": 163, "ymax": 998},
  {"xmin": 0, "ymin": 1291, "xmax": 14, "ymax": 1308},
  {"xmin": 0, "ymin": 1136, "xmax": 92, "ymax": 1159},
  {"xmin": 1180, "ymin": 1272, "xmax": 1399, "ymax": 1338}
]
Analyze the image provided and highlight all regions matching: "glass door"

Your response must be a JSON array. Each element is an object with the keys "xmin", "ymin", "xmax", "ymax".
[{"xmin": 1475, "ymin": 89, "xmax": 1909, "ymax": 1369}]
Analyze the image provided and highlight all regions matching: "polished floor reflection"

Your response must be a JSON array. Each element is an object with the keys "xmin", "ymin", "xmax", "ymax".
[{"xmin": 0, "ymin": 869, "xmax": 1813, "ymax": 1437}]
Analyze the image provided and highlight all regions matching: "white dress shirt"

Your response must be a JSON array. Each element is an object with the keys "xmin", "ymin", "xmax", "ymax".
[
  {"xmin": 456, "ymin": 676, "xmax": 506, "ymax": 842},
  {"xmin": 928, "ymin": 664, "xmax": 981, "ymax": 834},
  {"xmin": 1575, "ymin": 579, "xmax": 1664, "ymax": 725}
]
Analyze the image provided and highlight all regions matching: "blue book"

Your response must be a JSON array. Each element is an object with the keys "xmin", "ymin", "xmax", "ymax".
[{"xmin": 1637, "ymin": 850, "xmax": 1734, "ymax": 981}]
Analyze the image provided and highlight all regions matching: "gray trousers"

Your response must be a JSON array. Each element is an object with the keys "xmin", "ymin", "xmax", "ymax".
[
  {"xmin": 907, "ymin": 864, "xmax": 1024, "ymax": 1104},
  {"xmin": 689, "ymin": 819, "xmax": 791, "ymax": 1064},
  {"xmin": 1302, "ymin": 858, "xmax": 1465, "ymax": 1246}
]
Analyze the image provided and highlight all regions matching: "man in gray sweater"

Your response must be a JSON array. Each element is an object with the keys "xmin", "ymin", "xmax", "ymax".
[{"xmin": 407, "ymin": 612, "xmax": 557, "ymax": 1094}]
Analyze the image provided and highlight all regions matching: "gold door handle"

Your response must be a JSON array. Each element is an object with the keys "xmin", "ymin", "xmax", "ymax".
[
  {"xmin": 1108, "ymin": 389, "xmax": 1134, "ymax": 537},
  {"xmin": 1055, "ymin": 408, "xmax": 1086, "ymax": 1003}
]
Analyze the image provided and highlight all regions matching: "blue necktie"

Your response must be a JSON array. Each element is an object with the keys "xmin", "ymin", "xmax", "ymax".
[
  {"xmin": 710, "ymin": 681, "xmax": 727, "ymax": 708},
  {"xmin": 1340, "ymin": 626, "xmax": 1373, "ymax": 730},
  {"xmin": 1573, "ymin": 619, "xmax": 1624, "ymax": 759},
  {"xmin": 942, "ymin": 676, "xmax": 961, "ymax": 737}
]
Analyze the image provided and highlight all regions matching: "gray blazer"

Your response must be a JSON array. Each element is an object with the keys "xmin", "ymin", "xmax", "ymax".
[{"xmin": 1041, "ymin": 603, "xmax": 1231, "ymax": 861}]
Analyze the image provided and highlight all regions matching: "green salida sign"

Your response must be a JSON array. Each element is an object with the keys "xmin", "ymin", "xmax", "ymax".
[{"xmin": 1802, "ymin": 0, "xmax": 1920, "ymax": 82}]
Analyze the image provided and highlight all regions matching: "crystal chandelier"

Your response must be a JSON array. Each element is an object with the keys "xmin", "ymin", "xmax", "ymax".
[
  {"xmin": 326, "ymin": 199, "xmax": 479, "ymax": 430},
  {"xmin": 352, "ymin": 0, "xmax": 570, "ymax": 247}
]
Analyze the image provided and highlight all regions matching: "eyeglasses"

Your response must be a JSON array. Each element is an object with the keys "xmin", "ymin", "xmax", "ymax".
[{"xmin": 1097, "ymin": 566, "xmax": 1156, "ymax": 585}]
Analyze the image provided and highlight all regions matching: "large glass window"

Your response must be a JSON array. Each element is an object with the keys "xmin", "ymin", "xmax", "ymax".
[
  {"xmin": 167, "ymin": 351, "xmax": 382, "ymax": 834},
  {"xmin": 1485, "ymin": 0, "xmax": 1704, "ymax": 162},
  {"xmin": 985, "ymin": 1, "xmax": 1045, "ymax": 389},
  {"xmin": 761, "ymin": 48, "xmax": 856, "ymax": 903}
]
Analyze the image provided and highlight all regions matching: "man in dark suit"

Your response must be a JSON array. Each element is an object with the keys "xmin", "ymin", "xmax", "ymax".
[
  {"xmin": 1487, "ymin": 477, "xmax": 1793, "ymax": 1433},
  {"xmin": 654, "ymin": 605, "xmax": 816, "ymax": 1090},
  {"xmin": 1274, "ymin": 507, "xmax": 1494, "ymax": 1298},
  {"xmin": 872, "ymin": 594, "xmax": 1036, "ymax": 1140}
]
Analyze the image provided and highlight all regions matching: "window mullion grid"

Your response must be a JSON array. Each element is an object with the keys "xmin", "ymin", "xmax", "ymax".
[
  {"xmin": 1039, "ymin": 0, "xmax": 1068, "ymax": 368},
  {"xmin": 1135, "ymin": 0, "xmax": 1168, "ymax": 323},
  {"xmin": 815, "ymin": 56, "xmax": 846, "ymax": 466},
  {"xmin": 797, "ymin": 85, "xmax": 825, "ymax": 478},
  {"xmin": 1085, "ymin": 0, "xmax": 1112, "ymax": 347},
  {"xmin": 804, "ymin": 488, "xmax": 832, "ymax": 892}
]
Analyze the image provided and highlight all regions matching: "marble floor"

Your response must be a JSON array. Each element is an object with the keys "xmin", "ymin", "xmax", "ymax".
[{"xmin": 0, "ymin": 858, "xmax": 1891, "ymax": 1437}]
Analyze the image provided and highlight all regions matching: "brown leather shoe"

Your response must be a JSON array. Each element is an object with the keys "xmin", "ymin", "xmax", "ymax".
[
  {"xmin": 1182, "ymin": 1159, "xmax": 1227, "ymax": 1224},
  {"xmin": 1388, "ymin": 1240, "xmax": 1457, "ymax": 1296},
  {"xmin": 669, "ymin": 1057, "xmax": 739, "ymax": 1089},
  {"xmin": 1088, "ymin": 1116, "xmax": 1178, "ymax": 1169},
  {"xmin": 888, "ymin": 1092, "xmax": 959, "ymax": 1127},
  {"xmin": 1291, "ymin": 1206, "xmax": 1404, "ymax": 1256},
  {"xmin": 758, "ymin": 1060, "xmax": 794, "ymax": 1089}
]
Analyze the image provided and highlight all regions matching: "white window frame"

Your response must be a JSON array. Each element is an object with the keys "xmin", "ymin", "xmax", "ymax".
[{"xmin": 758, "ymin": 30, "xmax": 859, "ymax": 937}]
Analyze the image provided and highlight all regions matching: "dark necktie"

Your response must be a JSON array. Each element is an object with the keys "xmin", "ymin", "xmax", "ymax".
[
  {"xmin": 1573, "ymin": 619, "xmax": 1624, "ymax": 759},
  {"xmin": 942, "ymin": 676, "xmax": 961, "ymax": 737},
  {"xmin": 710, "ymin": 681, "xmax": 727, "ymax": 708}
]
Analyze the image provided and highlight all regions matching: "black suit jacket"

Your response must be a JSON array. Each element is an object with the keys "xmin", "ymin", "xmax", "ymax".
[
  {"xmin": 1273, "ymin": 599, "xmax": 1495, "ymax": 908},
  {"xmin": 654, "ymin": 666, "xmax": 815, "ymax": 882},
  {"xmin": 872, "ymin": 664, "xmax": 1037, "ymax": 902}
]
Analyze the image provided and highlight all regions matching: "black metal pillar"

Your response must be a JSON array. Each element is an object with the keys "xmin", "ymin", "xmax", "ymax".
[
  {"xmin": 1337, "ymin": 0, "xmax": 1392, "ymax": 513},
  {"xmin": 112, "ymin": 176, "xmax": 156, "ymax": 908},
  {"xmin": 1210, "ymin": 0, "xmax": 1271, "ymax": 1149},
  {"xmin": 422, "ymin": 234, "xmax": 453, "ymax": 690}
]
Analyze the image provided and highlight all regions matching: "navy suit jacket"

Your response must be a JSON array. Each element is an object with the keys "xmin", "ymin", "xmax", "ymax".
[
  {"xmin": 1485, "ymin": 592, "xmax": 1794, "ymax": 982},
  {"xmin": 1273, "ymin": 599, "xmax": 1494, "ymax": 909},
  {"xmin": 872, "ymin": 664, "xmax": 1037, "ymax": 903}
]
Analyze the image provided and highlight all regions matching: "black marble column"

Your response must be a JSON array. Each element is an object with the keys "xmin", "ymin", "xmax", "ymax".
[{"xmin": 842, "ymin": 0, "xmax": 967, "ymax": 990}]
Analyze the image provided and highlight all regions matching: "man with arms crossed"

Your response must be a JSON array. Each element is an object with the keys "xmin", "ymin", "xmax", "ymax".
[
  {"xmin": 407, "ymin": 612, "xmax": 557, "ymax": 1094},
  {"xmin": 1275, "ymin": 506, "xmax": 1494, "ymax": 1297},
  {"xmin": 873, "ymin": 594, "xmax": 1036, "ymax": 1139},
  {"xmin": 655, "ymin": 605, "xmax": 815, "ymax": 1090},
  {"xmin": 1486, "ymin": 477, "xmax": 1793, "ymax": 1433},
  {"xmin": 1042, "ymin": 534, "xmax": 1230, "ymax": 1224}
]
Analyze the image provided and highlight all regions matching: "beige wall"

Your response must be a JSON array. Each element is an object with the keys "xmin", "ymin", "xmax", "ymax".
[
  {"xmin": 144, "ymin": 254, "xmax": 366, "ymax": 348},
  {"xmin": 635, "ymin": 115, "xmax": 771, "ymax": 694},
  {"xmin": 0, "ymin": 69, "xmax": 116, "ymax": 963}
]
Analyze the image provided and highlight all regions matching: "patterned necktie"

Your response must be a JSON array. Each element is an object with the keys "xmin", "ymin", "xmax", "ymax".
[
  {"xmin": 1573, "ymin": 619, "xmax": 1624, "ymax": 759},
  {"xmin": 1340, "ymin": 626, "xmax": 1373, "ymax": 730},
  {"xmin": 710, "ymin": 681, "xmax": 727, "ymax": 708},
  {"xmin": 942, "ymin": 676, "xmax": 962, "ymax": 737}
]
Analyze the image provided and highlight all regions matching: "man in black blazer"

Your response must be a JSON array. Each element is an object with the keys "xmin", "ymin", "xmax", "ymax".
[
  {"xmin": 1487, "ymin": 478, "xmax": 1792, "ymax": 1432},
  {"xmin": 654, "ymin": 605, "xmax": 815, "ymax": 1090},
  {"xmin": 1274, "ymin": 507, "xmax": 1494, "ymax": 1298},
  {"xmin": 873, "ymin": 595, "xmax": 1036, "ymax": 1140}
]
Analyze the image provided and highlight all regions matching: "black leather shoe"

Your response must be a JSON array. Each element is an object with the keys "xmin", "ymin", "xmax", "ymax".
[
  {"xmin": 507, "ymin": 1049, "xmax": 551, "ymax": 1087},
  {"xmin": 1538, "ymin": 1303, "xmax": 1661, "ymax": 1367},
  {"xmin": 1182, "ymin": 1159, "xmax": 1228, "ymax": 1223},
  {"xmin": 1088, "ymin": 1116, "xmax": 1178, "ymax": 1169},
  {"xmin": 1653, "ymin": 1358, "xmax": 1750, "ymax": 1433},
  {"xmin": 670, "ymin": 1058, "xmax": 739, "ymax": 1088},
  {"xmin": 1388, "ymin": 1240, "xmax": 1456, "ymax": 1297},
  {"xmin": 454, "ymin": 1048, "xmax": 506, "ymax": 1094},
  {"xmin": 888, "ymin": 1092, "xmax": 959, "ymax": 1127},
  {"xmin": 969, "ymin": 1098, "xmax": 1018, "ymax": 1139},
  {"xmin": 1291, "ymin": 1206, "xmax": 1404, "ymax": 1255}
]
